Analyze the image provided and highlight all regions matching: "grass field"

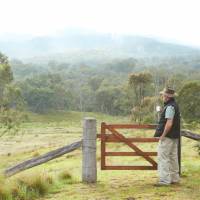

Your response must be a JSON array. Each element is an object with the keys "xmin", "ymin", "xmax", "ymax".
[{"xmin": 0, "ymin": 111, "xmax": 200, "ymax": 200}]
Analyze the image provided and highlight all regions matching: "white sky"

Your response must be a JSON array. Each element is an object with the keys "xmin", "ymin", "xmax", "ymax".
[{"xmin": 0, "ymin": 0, "xmax": 200, "ymax": 46}]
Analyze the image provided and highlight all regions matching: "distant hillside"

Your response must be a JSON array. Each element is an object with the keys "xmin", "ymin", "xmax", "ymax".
[{"xmin": 0, "ymin": 29, "xmax": 200, "ymax": 62}]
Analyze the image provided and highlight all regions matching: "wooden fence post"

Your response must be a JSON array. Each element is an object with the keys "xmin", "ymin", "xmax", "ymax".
[
  {"xmin": 178, "ymin": 136, "xmax": 181, "ymax": 175},
  {"xmin": 82, "ymin": 118, "xmax": 97, "ymax": 183}
]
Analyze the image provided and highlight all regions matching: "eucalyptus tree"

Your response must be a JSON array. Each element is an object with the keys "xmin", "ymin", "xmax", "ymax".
[
  {"xmin": 178, "ymin": 81, "xmax": 200, "ymax": 122},
  {"xmin": 0, "ymin": 52, "xmax": 13, "ymax": 105},
  {"xmin": 0, "ymin": 52, "xmax": 25, "ymax": 136},
  {"xmin": 128, "ymin": 72, "xmax": 152, "ymax": 122}
]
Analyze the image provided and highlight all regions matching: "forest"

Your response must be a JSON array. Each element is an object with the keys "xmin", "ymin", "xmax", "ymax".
[{"xmin": 1, "ymin": 50, "xmax": 200, "ymax": 128}]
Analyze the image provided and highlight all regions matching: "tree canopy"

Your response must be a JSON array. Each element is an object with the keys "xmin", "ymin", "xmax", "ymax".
[{"xmin": 1, "ymin": 52, "xmax": 200, "ymax": 124}]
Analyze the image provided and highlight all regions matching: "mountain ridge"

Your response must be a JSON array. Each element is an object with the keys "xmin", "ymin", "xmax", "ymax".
[{"xmin": 0, "ymin": 30, "xmax": 200, "ymax": 61}]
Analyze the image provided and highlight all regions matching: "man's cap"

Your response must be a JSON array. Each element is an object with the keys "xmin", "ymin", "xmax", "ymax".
[{"xmin": 159, "ymin": 87, "xmax": 176, "ymax": 97}]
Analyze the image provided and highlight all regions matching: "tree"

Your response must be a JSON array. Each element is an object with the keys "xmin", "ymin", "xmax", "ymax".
[
  {"xmin": 95, "ymin": 86, "xmax": 127, "ymax": 115},
  {"xmin": 178, "ymin": 81, "xmax": 200, "ymax": 121},
  {"xmin": 0, "ymin": 52, "xmax": 13, "ymax": 104},
  {"xmin": 107, "ymin": 58, "xmax": 137, "ymax": 73},
  {"xmin": 20, "ymin": 73, "xmax": 72, "ymax": 113},
  {"xmin": 128, "ymin": 72, "xmax": 152, "ymax": 122},
  {"xmin": 0, "ymin": 52, "xmax": 25, "ymax": 136},
  {"xmin": 88, "ymin": 76, "xmax": 103, "ymax": 92}
]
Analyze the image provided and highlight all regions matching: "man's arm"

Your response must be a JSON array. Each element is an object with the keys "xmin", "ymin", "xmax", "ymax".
[
  {"xmin": 160, "ymin": 119, "xmax": 173, "ymax": 140},
  {"xmin": 160, "ymin": 105, "xmax": 175, "ymax": 141}
]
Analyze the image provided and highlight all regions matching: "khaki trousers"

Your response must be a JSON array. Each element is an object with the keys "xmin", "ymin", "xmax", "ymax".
[{"xmin": 157, "ymin": 137, "xmax": 180, "ymax": 184}]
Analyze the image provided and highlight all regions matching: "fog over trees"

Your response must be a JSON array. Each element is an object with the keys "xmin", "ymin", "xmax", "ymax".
[{"xmin": 0, "ymin": 34, "xmax": 200, "ymax": 124}]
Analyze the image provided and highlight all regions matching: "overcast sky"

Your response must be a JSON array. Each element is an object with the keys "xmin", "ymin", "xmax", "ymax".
[{"xmin": 0, "ymin": 0, "xmax": 200, "ymax": 46}]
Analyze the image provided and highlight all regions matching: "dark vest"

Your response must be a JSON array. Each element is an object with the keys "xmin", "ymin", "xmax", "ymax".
[{"xmin": 154, "ymin": 98, "xmax": 180, "ymax": 138}]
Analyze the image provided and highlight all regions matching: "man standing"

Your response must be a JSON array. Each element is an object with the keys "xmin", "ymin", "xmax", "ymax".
[{"xmin": 154, "ymin": 87, "xmax": 181, "ymax": 186}]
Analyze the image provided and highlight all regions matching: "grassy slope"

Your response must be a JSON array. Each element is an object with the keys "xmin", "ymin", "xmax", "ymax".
[{"xmin": 0, "ymin": 111, "xmax": 200, "ymax": 200}]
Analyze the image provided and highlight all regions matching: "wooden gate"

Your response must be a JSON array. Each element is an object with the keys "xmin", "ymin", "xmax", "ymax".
[{"xmin": 98, "ymin": 122, "xmax": 159, "ymax": 170}]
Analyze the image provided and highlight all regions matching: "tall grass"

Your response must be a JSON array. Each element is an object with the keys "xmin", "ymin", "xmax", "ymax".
[
  {"xmin": 0, "ymin": 169, "xmax": 75, "ymax": 200},
  {"xmin": 0, "ymin": 174, "xmax": 12, "ymax": 200},
  {"xmin": 0, "ymin": 172, "xmax": 55, "ymax": 200},
  {"xmin": 58, "ymin": 170, "xmax": 75, "ymax": 184}
]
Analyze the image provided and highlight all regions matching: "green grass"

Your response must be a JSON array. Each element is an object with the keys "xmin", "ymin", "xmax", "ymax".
[{"xmin": 0, "ymin": 111, "xmax": 200, "ymax": 200}]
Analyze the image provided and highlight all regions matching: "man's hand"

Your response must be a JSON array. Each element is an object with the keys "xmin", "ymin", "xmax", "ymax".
[{"xmin": 159, "ymin": 135, "xmax": 165, "ymax": 141}]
